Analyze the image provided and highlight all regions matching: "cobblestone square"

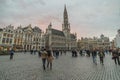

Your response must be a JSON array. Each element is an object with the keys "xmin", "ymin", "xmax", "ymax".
[{"xmin": 0, "ymin": 52, "xmax": 120, "ymax": 80}]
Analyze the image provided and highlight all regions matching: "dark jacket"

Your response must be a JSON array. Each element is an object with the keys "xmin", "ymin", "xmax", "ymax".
[
  {"xmin": 92, "ymin": 50, "xmax": 97, "ymax": 57},
  {"xmin": 10, "ymin": 50, "xmax": 14, "ymax": 55}
]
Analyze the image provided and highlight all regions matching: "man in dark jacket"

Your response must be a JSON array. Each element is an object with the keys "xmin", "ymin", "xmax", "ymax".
[
  {"xmin": 98, "ymin": 49, "xmax": 105, "ymax": 65},
  {"xmin": 112, "ymin": 48, "xmax": 120, "ymax": 65},
  {"xmin": 10, "ymin": 49, "xmax": 14, "ymax": 60},
  {"xmin": 92, "ymin": 48, "xmax": 97, "ymax": 65}
]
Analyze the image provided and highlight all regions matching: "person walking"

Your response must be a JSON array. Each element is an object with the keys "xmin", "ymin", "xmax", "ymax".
[
  {"xmin": 55, "ymin": 49, "xmax": 59, "ymax": 59},
  {"xmin": 98, "ymin": 49, "xmax": 105, "ymax": 65},
  {"xmin": 92, "ymin": 48, "xmax": 97, "ymax": 65},
  {"xmin": 86, "ymin": 49, "xmax": 90, "ymax": 57},
  {"xmin": 47, "ymin": 49, "xmax": 54, "ymax": 70},
  {"xmin": 10, "ymin": 49, "xmax": 14, "ymax": 60},
  {"xmin": 34, "ymin": 49, "xmax": 36, "ymax": 55},
  {"xmin": 41, "ymin": 48, "xmax": 48, "ymax": 70},
  {"xmin": 112, "ymin": 48, "xmax": 120, "ymax": 65},
  {"xmin": 24, "ymin": 49, "xmax": 26, "ymax": 54},
  {"xmin": 79, "ymin": 50, "xmax": 83, "ymax": 56},
  {"xmin": 38, "ymin": 50, "xmax": 41, "ymax": 58}
]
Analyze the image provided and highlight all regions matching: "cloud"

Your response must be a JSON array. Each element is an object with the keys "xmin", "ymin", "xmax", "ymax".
[{"xmin": 0, "ymin": 0, "xmax": 120, "ymax": 40}]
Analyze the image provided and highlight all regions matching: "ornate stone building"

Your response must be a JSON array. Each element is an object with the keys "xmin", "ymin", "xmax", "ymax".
[
  {"xmin": 0, "ymin": 25, "xmax": 14, "ymax": 51},
  {"xmin": 45, "ymin": 6, "xmax": 77, "ymax": 50},
  {"xmin": 14, "ymin": 25, "xmax": 23, "ymax": 51},
  {"xmin": 32, "ymin": 26, "xmax": 45, "ymax": 50},
  {"xmin": 22, "ymin": 24, "xmax": 45, "ymax": 51},
  {"xmin": 77, "ymin": 34, "xmax": 110, "ymax": 50},
  {"xmin": 114, "ymin": 29, "xmax": 120, "ymax": 48}
]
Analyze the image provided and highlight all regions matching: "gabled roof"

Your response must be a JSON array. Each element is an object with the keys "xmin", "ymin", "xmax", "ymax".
[
  {"xmin": 22, "ymin": 25, "xmax": 33, "ymax": 32},
  {"xmin": 33, "ymin": 27, "xmax": 41, "ymax": 33},
  {"xmin": 51, "ymin": 28, "xmax": 65, "ymax": 37}
]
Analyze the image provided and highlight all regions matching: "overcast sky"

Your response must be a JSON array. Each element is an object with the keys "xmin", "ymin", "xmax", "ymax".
[{"xmin": 0, "ymin": 0, "xmax": 120, "ymax": 40}]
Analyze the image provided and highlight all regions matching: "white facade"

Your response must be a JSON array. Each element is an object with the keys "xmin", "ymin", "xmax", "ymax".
[
  {"xmin": 14, "ymin": 26, "xmax": 23, "ymax": 51},
  {"xmin": 22, "ymin": 25, "xmax": 45, "ymax": 51},
  {"xmin": 115, "ymin": 29, "xmax": 120, "ymax": 48},
  {"xmin": 0, "ymin": 25, "xmax": 14, "ymax": 51},
  {"xmin": 0, "ymin": 24, "xmax": 45, "ymax": 51}
]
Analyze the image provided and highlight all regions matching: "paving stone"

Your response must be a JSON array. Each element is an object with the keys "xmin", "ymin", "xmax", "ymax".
[{"xmin": 0, "ymin": 52, "xmax": 120, "ymax": 80}]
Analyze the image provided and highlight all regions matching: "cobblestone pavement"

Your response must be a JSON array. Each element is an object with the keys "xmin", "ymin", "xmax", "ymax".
[{"xmin": 0, "ymin": 52, "xmax": 120, "ymax": 80}]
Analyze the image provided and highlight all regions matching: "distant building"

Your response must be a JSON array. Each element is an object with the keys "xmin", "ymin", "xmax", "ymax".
[
  {"xmin": 32, "ymin": 26, "xmax": 45, "ymax": 50},
  {"xmin": 0, "ymin": 25, "xmax": 14, "ymax": 51},
  {"xmin": 0, "ymin": 28, "xmax": 3, "ymax": 51},
  {"xmin": 77, "ymin": 34, "xmax": 110, "ymax": 50},
  {"xmin": 14, "ymin": 25, "xmax": 23, "ymax": 51},
  {"xmin": 0, "ymin": 24, "xmax": 46, "ymax": 52},
  {"xmin": 22, "ymin": 24, "xmax": 44, "ymax": 51},
  {"xmin": 114, "ymin": 29, "xmax": 120, "ymax": 48},
  {"xmin": 45, "ymin": 5, "xmax": 77, "ymax": 50}
]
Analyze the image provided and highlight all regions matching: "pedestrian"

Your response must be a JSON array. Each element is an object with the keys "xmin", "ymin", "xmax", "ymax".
[
  {"xmin": 41, "ymin": 48, "xmax": 48, "ymax": 70},
  {"xmin": 64, "ymin": 50, "xmax": 66, "ymax": 55},
  {"xmin": 72, "ymin": 49, "xmax": 74, "ymax": 57},
  {"xmin": 55, "ymin": 49, "xmax": 59, "ymax": 59},
  {"xmin": 47, "ymin": 49, "xmax": 54, "ymax": 70},
  {"xmin": 79, "ymin": 50, "xmax": 83, "ymax": 56},
  {"xmin": 30, "ymin": 49, "xmax": 33, "ymax": 55},
  {"xmin": 92, "ymin": 48, "xmax": 97, "ymax": 65},
  {"xmin": 60, "ymin": 50, "xmax": 62, "ymax": 55},
  {"xmin": 38, "ymin": 50, "xmax": 41, "ymax": 58},
  {"xmin": 112, "ymin": 48, "xmax": 120, "ymax": 65},
  {"xmin": 98, "ymin": 49, "xmax": 105, "ymax": 65},
  {"xmin": 9, "ymin": 48, "xmax": 14, "ymax": 60},
  {"xmin": 86, "ymin": 50, "xmax": 90, "ymax": 57},
  {"xmin": 34, "ymin": 49, "xmax": 36, "ymax": 55},
  {"xmin": 74, "ymin": 49, "xmax": 78, "ymax": 57},
  {"xmin": 24, "ymin": 49, "xmax": 26, "ymax": 54}
]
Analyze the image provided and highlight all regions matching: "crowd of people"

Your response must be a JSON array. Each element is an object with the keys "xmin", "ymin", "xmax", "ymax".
[
  {"xmin": 71, "ymin": 48, "xmax": 120, "ymax": 65},
  {"xmin": 8, "ymin": 47, "xmax": 120, "ymax": 71}
]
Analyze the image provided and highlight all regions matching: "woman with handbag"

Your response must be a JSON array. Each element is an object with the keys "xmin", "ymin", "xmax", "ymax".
[{"xmin": 47, "ymin": 49, "xmax": 54, "ymax": 70}]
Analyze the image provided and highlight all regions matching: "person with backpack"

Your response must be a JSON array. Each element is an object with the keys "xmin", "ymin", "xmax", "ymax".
[{"xmin": 98, "ymin": 49, "xmax": 105, "ymax": 65}]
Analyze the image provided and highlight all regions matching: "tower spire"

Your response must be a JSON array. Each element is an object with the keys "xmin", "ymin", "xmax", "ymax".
[
  {"xmin": 64, "ymin": 4, "xmax": 67, "ymax": 14},
  {"xmin": 64, "ymin": 4, "xmax": 68, "ymax": 23},
  {"xmin": 62, "ymin": 5, "xmax": 70, "ymax": 31}
]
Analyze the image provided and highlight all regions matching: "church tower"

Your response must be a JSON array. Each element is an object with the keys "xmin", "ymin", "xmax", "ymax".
[
  {"xmin": 62, "ymin": 5, "xmax": 70, "ymax": 33},
  {"xmin": 62, "ymin": 5, "xmax": 71, "ymax": 50}
]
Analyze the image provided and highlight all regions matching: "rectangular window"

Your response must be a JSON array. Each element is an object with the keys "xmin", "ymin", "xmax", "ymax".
[
  {"xmin": 3, "ymin": 33, "xmax": 6, "ymax": 36},
  {"xmin": 7, "ymin": 34, "xmax": 10, "ymax": 37},
  {"xmin": 10, "ymin": 39, "xmax": 12, "ymax": 44},
  {"xmin": 2, "ymin": 38, "xmax": 5, "ymax": 43},
  {"xmin": 11, "ymin": 34, "xmax": 13, "ymax": 37},
  {"xmin": 6, "ymin": 38, "xmax": 9, "ymax": 43}
]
